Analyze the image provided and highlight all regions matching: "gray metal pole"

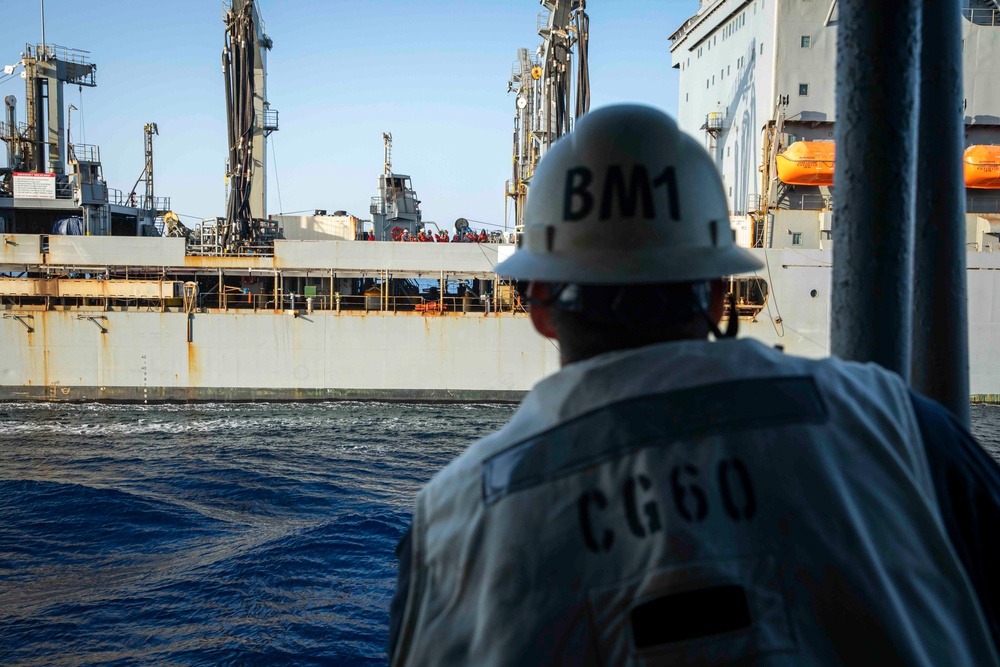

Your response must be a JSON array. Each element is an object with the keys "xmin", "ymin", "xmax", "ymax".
[
  {"xmin": 40, "ymin": 0, "xmax": 45, "ymax": 54},
  {"xmin": 832, "ymin": 0, "xmax": 922, "ymax": 379},
  {"xmin": 912, "ymin": 0, "xmax": 969, "ymax": 426}
]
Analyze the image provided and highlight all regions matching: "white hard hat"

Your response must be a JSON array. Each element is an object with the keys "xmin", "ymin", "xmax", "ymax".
[{"xmin": 495, "ymin": 104, "xmax": 763, "ymax": 284}]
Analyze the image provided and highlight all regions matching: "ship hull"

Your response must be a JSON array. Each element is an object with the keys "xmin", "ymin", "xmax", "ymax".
[
  {"xmin": 2, "ymin": 248, "xmax": 999, "ymax": 403},
  {"xmin": 0, "ymin": 309, "xmax": 557, "ymax": 403}
]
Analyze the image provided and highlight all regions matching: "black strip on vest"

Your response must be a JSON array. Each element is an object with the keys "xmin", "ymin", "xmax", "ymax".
[
  {"xmin": 482, "ymin": 376, "xmax": 827, "ymax": 505},
  {"xmin": 631, "ymin": 585, "xmax": 752, "ymax": 648}
]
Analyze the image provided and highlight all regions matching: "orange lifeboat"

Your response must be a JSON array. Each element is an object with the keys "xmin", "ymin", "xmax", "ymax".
[
  {"xmin": 964, "ymin": 145, "xmax": 1000, "ymax": 189},
  {"xmin": 775, "ymin": 141, "xmax": 836, "ymax": 186}
]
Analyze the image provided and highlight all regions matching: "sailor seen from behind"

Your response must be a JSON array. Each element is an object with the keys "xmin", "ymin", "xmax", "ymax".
[{"xmin": 388, "ymin": 104, "xmax": 1000, "ymax": 666}]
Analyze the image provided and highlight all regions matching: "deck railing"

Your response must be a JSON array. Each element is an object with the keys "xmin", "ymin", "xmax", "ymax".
[
  {"xmin": 962, "ymin": 7, "xmax": 1000, "ymax": 26},
  {"xmin": 107, "ymin": 188, "xmax": 171, "ymax": 212}
]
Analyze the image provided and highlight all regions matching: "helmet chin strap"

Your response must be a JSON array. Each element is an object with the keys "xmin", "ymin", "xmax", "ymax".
[{"xmin": 703, "ymin": 291, "xmax": 739, "ymax": 340}]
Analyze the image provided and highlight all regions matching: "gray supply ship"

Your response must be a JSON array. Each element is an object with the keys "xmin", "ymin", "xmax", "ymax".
[
  {"xmin": 2, "ymin": 0, "xmax": 1000, "ymax": 402},
  {"xmin": 0, "ymin": 1, "xmax": 581, "ymax": 402},
  {"xmin": 668, "ymin": 0, "xmax": 1000, "ymax": 402}
]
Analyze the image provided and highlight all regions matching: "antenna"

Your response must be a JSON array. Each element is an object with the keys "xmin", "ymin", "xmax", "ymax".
[
  {"xmin": 383, "ymin": 132, "xmax": 392, "ymax": 177},
  {"xmin": 40, "ymin": 0, "xmax": 46, "ymax": 55}
]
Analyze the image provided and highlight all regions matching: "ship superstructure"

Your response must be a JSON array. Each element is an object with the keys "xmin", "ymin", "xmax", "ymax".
[
  {"xmin": 0, "ymin": 44, "xmax": 167, "ymax": 237},
  {"xmin": 669, "ymin": 0, "xmax": 1000, "ymax": 251},
  {"xmin": 370, "ymin": 132, "xmax": 424, "ymax": 241}
]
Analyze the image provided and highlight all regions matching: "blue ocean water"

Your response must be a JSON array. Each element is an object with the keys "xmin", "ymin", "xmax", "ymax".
[
  {"xmin": 1, "ymin": 401, "xmax": 998, "ymax": 666},
  {"xmin": 0, "ymin": 402, "xmax": 514, "ymax": 666}
]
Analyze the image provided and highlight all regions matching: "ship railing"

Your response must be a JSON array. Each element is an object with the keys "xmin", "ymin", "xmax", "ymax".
[
  {"xmin": 537, "ymin": 7, "xmax": 551, "ymax": 33},
  {"xmin": 70, "ymin": 144, "xmax": 100, "ymax": 163},
  {"xmin": 25, "ymin": 43, "xmax": 96, "ymax": 86},
  {"xmin": 260, "ymin": 109, "xmax": 279, "ymax": 132},
  {"xmin": 0, "ymin": 291, "xmax": 183, "ymax": 314},
  {"xmin": 777, "ymin": 193, "xmax": 834, "ymax": 211},
  {"xmin": 703, "ymin": 112, "xmax": 725, "ymax": 131},
  {"xmin": 195, "ymin": 291, "xmax": 529, "ymax": 315},
  {"xmin": 967, "ymin": 196, "xmax": 1000, "ymax": 214},
  {"xmin": 55, "ymin": 178, "xmax": 73, "ymax": 200},
  {"xmin": 0, "ymin": 119, "xmax": 29, "ymax": 141},
  {"xmin": 25, "ymin": 43, "xmax": 92, "ymax": 65},
  {"xmin": 107, "ymin": 188, "xmax": 171, "ymax": 211},
  {"xmin": 669, "ymin": 13, "xmax": 701, "ymax": 48},
  {"xmin": 758, "ymin": 191, "xmax": 1000, "ymax": 218},
  {"xmin": 962, "ymin": 7, "xmax": 1000, "ymax": 26}
]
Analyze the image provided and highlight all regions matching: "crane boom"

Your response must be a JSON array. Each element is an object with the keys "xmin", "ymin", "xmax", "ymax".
[{"xmin": 506, "ymin": 0, "xmax": 590, "ymax": 231}]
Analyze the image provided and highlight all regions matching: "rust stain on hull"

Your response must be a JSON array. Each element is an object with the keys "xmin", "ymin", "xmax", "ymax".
[{"xmin": 188, "ymin": 343, "xmax": 199, "ymax": 388}]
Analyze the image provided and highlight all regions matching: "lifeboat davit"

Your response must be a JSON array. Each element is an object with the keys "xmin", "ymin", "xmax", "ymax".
[
  {"xmin": 775, "ymin": 141, "xmax": 836, "ymax": 186},
  {"xmin": 964, "ymin": 145, "xmax": 1000, "ymax": 189}
]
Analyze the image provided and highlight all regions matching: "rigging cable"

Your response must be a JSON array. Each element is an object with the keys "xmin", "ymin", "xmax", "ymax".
[
  {"xmin": 269, "ymin": 134, "xmax": 283, "ymax": 217},
  {"xmin": 574, "ymin": 1, "xmax": 591, "ymax": 119},
  {"xmin": 78, "ymin": 85, "xmax": 86, "ymax": 145},
  {"xmin": 757, "ymin": 249, "xmax": 785, "ymax": 337}
]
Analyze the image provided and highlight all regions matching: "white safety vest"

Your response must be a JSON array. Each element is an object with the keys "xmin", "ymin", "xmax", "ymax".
[{"xmin": 393, "ymin": 338, "xmax": 999, "ymax": 667}]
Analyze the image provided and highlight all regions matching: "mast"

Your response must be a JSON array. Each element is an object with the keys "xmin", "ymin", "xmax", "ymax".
[
  {"xmin": 222, "ymin": 0, "xmax": 278, "ymax": 252},
  {"xmin": 506, "ymin": 0, "xmax": 590, "ymax": 231}
]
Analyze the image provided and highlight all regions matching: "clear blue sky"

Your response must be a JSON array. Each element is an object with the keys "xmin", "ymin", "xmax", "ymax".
[{"xmin": 0, "ymin": 0, "xmax": 694, "ymax": 230}]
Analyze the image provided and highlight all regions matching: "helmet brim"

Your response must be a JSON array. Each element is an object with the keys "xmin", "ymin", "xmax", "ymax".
[{"xmin": 495, "ymin": 245, "xmax": 764, "ymax": 284}]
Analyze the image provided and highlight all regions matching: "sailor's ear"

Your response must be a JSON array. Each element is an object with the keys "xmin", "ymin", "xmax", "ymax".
[{"xmin": 527, "ymin": 282, "xmax": 558, "ymax": 340}]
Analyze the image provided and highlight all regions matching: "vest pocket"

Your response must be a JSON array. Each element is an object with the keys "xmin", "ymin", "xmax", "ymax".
[{"xmin": 587, "ymin": 555, "xmax": 796, "ymax": 666}]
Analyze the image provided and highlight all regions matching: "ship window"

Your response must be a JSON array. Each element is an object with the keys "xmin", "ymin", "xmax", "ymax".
[
  {"xmin": 792, "ymin": 233, "xmax": 803, "ymax": 245},
  {"xmin": 713, "ymin": 75, "xmax": 716, "ymax": 85},
  {"xmin": 799, "ymin": 83, "xmax": 809, "ymax": 96},
  {"xmin": 801, "ymin": 35, "xmax": 811, "ymax": 48},
  {"xmin": 686, "ymin": 93, "xmax": 689, "ymax": 102},
  {"xmin": 742, "ymin": 13, "xmax": 746, "ymax": 25},
  {"xmin": 761, "ymin": 43, "xmax": 765, "ymax": 54}
]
